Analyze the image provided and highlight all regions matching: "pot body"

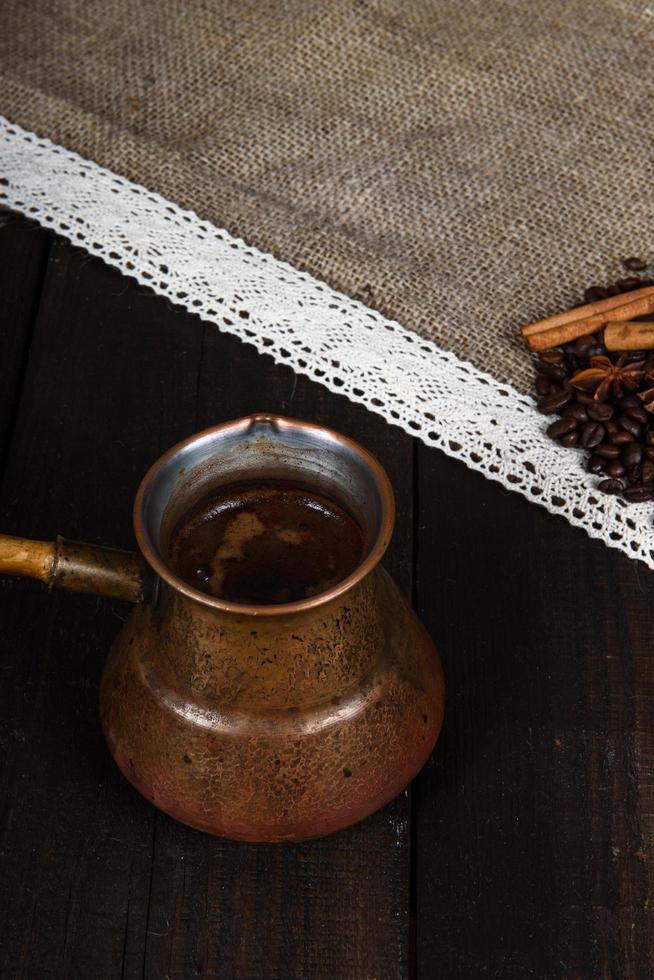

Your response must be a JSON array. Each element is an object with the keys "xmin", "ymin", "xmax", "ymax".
[{"xmin": 100, "ymin": 565, "xmax": 444, "ymax": 841}]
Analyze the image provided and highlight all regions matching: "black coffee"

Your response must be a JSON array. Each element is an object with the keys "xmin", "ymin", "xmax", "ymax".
[{"xmin": 168, "ymin": 482, "xmax": 364, "ymax": 604}]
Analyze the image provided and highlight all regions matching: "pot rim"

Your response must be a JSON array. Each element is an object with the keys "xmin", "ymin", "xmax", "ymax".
[{"xmin": 133, "ymin": 414, "xmax": 395, "ymax": 616}]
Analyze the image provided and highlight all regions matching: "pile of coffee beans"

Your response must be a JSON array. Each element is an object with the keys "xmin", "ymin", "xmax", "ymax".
[{"xmin": 534, "ymin": 259, "xmax": 654, "ymax": 503}]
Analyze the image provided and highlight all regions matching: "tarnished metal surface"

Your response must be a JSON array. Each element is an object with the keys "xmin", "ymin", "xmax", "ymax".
[
  {"xmin": 134, "ymin": 414, "xmax": 395, "ymax": 616},
  {"xmin": 102, "ymin": 415, "xmax": 444, "ymax": 841},
  {"xmin": 0, "ymin": 415, "xmax": 445, "ymax": 841},
  {"xmin": 52, "ymin": 538, "xmax": 151, "ymax": 603},
  {"xmin": 101, "ymin": 567, "xmax": 444, "ymax": 841}
]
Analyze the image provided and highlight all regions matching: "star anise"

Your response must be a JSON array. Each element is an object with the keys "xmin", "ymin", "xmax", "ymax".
[
  {"xmin": 639, "ymin": 387, "xmax": 654, "ymax": 413},
  {"xmin": 569, "ymin": 354, "xmax": 645, "ymax": 402}
]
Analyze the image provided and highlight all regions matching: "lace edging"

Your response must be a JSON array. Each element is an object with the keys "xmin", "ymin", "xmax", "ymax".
[{"xmin": 1, "ymin": 115, "xmax": 651, "ymax": 568}]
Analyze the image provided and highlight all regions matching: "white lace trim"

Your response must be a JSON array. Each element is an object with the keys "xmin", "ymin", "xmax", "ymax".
[{"xmin": 1, "ymin": 116, "xmax": 652, "ymax": 568}]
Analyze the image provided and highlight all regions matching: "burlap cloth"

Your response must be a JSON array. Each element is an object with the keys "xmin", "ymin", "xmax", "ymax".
[{"xmin": 1, "ymin": 0, "xmax": 652, "ymax": 394}]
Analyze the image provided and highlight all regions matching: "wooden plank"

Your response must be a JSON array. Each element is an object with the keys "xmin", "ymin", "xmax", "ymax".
[
  {"xmin": 140, "ymin": 303, "xmax": 415, "ymax": 980},
  {"xmin": 0, "ymin": 211, "xmax": 50, "ymax": 468},
  {"xmin": 414, "ymin": 447, "xmax": 653, "ymax": 979},
  {"xmin": 0, "ymin": 220, "xmax": 414, "ymax": 979},
  {"xmin": 0, "ymin": 233, "xmax": 202, "ymax": 980}
]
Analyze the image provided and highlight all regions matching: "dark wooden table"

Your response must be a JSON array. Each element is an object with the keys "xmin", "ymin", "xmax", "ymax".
[{"xmin": 0, "ymin": 211, "xmax": 651, "ymax": 980}]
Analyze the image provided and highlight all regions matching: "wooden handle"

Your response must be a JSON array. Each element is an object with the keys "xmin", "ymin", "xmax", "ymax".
[
  {"xmin": 0, "ymin": 534, "xmax": 152, "ymax": 603},
  {"xmin": 0, "ymin": 535, "xmax": 57, "ymax": 582}
]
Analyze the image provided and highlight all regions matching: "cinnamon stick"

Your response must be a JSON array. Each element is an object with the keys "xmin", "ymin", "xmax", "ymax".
[
  {"xmin": 523, "ymin": 293, "xmax": 654, "ymax": 352},
  {"xmin": 604, "ymin": 320, "xmax": 654, "ymax": 352},
  {"xmin": 521, "ymin": 285, "xmax": 654, "ymax": 339}
]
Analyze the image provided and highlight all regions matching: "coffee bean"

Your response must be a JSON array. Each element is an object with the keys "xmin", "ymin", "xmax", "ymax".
[
  {"xmin": 587, "ymin": 402, "xmax": 613, "ymax": 422},
  {"xmin": 598, "ymin": 478, "xmax": 625, "ymax": 495},
  {"xmin": 562, "ymin": 403, "xmax": 589, "ymax": 422},
  {"xmin": 627, "ymin": 405, "xmax": 648, "ymax": 424},
  {"xmin": 538, "ymin": 390, "xmax": 573, "ymax": 414},
  {"xmin": 617, "ymin": 276, "xmax": 642, "ymax": 291},
  {"xmin": 580, "ymin": 421, "xmax": 604, "ymax": 448},
  {"xmin": 624, "ymin": 484, "xmax": 654, "ymax": 502},
  {"xmin": 619, "ymin": 414, "xmax": 642, "ymax": 439},
  {"xmin": 598, "ymin": 444, "xmax": 622, "ymax": 458},
  {"xmin": 560, "ymin": 430, "xmax": 579, "ymax": 447},
  {"xmin": 605, "ymin": 460, "xmax": 626, "ymax": 479},
  {"xmin": 586, "ymin": 454, "xmax": 606, "ymax": 474},
  {"xmin": 538, "ymin": 363, "xmax": 567, "ymax": 383},
  {"xmin": 609, "ymin": 430, "xmax": 634, "ymax": 445},
  {"xmin": 622, "ymin": 443, "xmax": 643, "ymax": 469},
  {"xmin": 195, "ymin": 565, "xmax": 212, "ymax": 582},
  {"xmin": 529, "ymin": 275, "xmax": 654, "ymax": 507},
  {"xmin": 538, "ymin": 350, "xmax": 565, "ymax": 365},
  {"xmin": 562, "ymin": 340, "xmax": 577, "ymax": 355},
  {"xmin": 574, "ymin": 334, "xmax": 597, "ymax": 359},
  {"xmin": 547, "ymin": 417, "xmax": 577, "ymax": 439},
  {"xmin": 623, "ymin": 256, "xmax": 647, "ymax": 272}
]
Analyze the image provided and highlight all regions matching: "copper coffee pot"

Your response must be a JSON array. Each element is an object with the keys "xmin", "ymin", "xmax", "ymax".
[{"xmin": 0, "ymin": 415, "xmax": 444, "ymax": 841}]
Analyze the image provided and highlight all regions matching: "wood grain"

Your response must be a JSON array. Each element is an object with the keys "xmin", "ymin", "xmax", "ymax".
[
  {"xmin": 0, "ymin": 212, "xmax": 652, "ymax": 979},
  {"xmin": 139, "ymin": 303, "xmax": 415, "ymax": 980},
  {"xmin": 0, "ymin": 230, "xmax": 413, "ymax": 979},
  {"xmin": 0, "ymin": 212, "xmax": 50, "ymax": 470},
  {"xmin": 414, "ymin": 445, "xmax": 653, "ymax": 979},
  {"xmin": 0, "ymin": 534, "xmax": 55, "ymax": 582}
]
